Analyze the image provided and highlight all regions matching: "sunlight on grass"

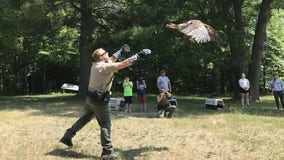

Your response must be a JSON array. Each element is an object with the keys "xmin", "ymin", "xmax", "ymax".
[{"xmin": 0, "ymin": 94, "xmax": 284, "ymax": 160}]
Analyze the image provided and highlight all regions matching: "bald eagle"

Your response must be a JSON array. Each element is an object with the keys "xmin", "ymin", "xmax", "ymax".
[{"xmin": 166, "ymin": 20, "xmax": 222, "ymax": 44}]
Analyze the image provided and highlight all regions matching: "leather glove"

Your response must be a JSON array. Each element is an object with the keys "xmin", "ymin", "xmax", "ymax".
[
  {"xmin": 128, "ymin": 49, "xmax": 152, "ymax": 63},
  {"xmin": 113, "ymin": 44, "xmax": 131, "ymax": 59}
]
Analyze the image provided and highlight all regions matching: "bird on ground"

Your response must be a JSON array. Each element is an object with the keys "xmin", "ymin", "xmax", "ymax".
[{"xmin": 166, "ymin": 20, "xmax": 222, "ymax": 44}]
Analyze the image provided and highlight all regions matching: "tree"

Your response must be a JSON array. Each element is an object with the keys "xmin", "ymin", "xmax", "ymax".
[
  {"xmin": 1, "ymin": 0, "xmax": 283, "ymax": 96},
  {"xmin": 221, "ymin": 0, "xmax": 250, "ymax": 95},
  {"xmin": 70, "ymin": 0, "xmax": 93, "ymax": 97},
  {"xmin": 248, "ymin": 0, "xmax": 273, "ymax": 101}
]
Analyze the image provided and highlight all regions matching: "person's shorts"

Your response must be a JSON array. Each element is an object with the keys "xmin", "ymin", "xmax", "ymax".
[
  {"xmin": 124, "ymin": 96, "xmax": 132, "ymax": 104},
  {"xmin": 137, "ymin": 95, "xmax": 146, "ymax": 103},
  {"xmin": 240, "ymin": 88, "xmax": 249, "ymax": 93}
]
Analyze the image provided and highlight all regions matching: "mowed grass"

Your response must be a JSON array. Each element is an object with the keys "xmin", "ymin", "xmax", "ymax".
[{"xmin": 0, "ymin": 93, "xmax": 284, "ymax": 160}]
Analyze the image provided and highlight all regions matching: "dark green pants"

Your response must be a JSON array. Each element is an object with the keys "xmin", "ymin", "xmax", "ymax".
[{"xmin": 63, "ymin": 96, "xmax": 113, "ymax": 155}]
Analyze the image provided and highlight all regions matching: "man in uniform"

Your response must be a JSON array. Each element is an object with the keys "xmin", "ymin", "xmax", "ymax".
[{"xmin": 59, "ymin": 44, "xmax": 151, "ymax": 160}]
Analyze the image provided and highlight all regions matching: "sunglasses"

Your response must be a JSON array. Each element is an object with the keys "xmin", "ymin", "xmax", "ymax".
[{"xmin": 100, "ymin": 51, "xmax": 108, "ymax": 56}]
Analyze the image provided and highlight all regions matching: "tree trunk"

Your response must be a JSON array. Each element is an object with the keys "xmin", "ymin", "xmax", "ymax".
[
  {"xmin": 248, "ymin": 0, "xmax": 272, "ymax": 101},
  {"xmin": 223, "ymin": 0, "xmax": 247, "ymax": 97},
  {"xmin": 77, "ymin": 0, "xmax": 93, "ymax": 97}
]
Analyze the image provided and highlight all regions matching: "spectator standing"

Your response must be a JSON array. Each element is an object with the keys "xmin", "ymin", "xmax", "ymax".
[
  {"xmin": 269, "ymin": 73, "xmax": 284, "ymax": 110},
  {"xmin": 238, "ymin": 73, "xmax": 250, "ymax": 107},
  {"xmin": 123, "ymin": 77, "xmax": 133, "ymax": 113},
  {"xmin": 136, "ymin": 77, "xmax": 147, "ymax": 113},
  {"xmin": 157, "ymin": 70, "xmax": 171, "ymax": 92}
]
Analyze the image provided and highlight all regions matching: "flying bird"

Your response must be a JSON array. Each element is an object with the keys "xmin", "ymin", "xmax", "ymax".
[{"xmin": 166, "ymin": 20, "xmax": 222, "ymax": 44}]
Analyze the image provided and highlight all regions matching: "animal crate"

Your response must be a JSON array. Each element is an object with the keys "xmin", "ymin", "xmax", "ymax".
[
  {"xmin": 61, "ymin": 83, "xmax": 79, "ymax": 92},
  {"xmin": 205, "ymin": 98, "xmax": 224, "ymax": 110},
  {"xmin": 108, "ymin": 98, "xmax": 124, "ymax": 111}
]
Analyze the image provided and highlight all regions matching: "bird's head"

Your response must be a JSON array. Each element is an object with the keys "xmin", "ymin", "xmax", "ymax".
[{"xmin": 165, "ymin": 23, "xmax": 179, "ymax": 29}]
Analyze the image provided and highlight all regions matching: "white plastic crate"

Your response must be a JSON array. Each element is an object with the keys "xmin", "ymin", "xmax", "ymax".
[
  {"xmin": 61, "ymin": 83, "xmax": 79, "ymax": 92},
  {"xmin": 205, "ymin": 98, "xmax": 224, "ymax": 110},
  {"xmin": 108, "ymin": 98, "xmax": 124, "ymax": 111}
]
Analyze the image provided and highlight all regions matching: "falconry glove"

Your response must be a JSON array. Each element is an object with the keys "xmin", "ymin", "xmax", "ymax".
[
  {"xmin": 113, "ymin": 44, "xmax": 130, "ymax": 59},
  {"xmin": 128, "ymin": 49, "xmax": 152, "ymax": 63}
]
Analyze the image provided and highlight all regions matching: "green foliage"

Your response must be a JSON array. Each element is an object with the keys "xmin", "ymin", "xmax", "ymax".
[
  {"xmin": 272, "ymin": 1, "xmax": 284, "ymax": 10},
  {"xmin": 267, "ymin": 9, "xmax": 284, "ymax": 54},
  {"xmin": 1, "ymin": 0, "xmax": 284, "ymax": 96},
  {"xmin": 260, "ymin": 8, "xmax": 284, "ymax": 87},
  {"xmin": 0, "ymin": 0, "xmax": 80, "ymax": 95}
]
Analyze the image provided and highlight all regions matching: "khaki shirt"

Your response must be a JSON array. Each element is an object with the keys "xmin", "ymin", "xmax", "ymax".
[{"xmin": 88, "ymin": 60, "xmax": 119, "ymax": 92}]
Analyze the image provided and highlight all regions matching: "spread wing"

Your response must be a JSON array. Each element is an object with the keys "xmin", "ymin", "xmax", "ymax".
[
  {"xmin": 166, "ymin": 20, "xmax": 222, "ymax": 44},
  {"xmin": 204, "ymin": 24, "xmax": 222, "ymax": 43}
]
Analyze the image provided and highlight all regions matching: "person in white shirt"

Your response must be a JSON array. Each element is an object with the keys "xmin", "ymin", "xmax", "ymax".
[
  {"xmin": 269, "ymin": 73, "xmax": 284, "ymax": 110},
  {"xmin": 239, "ymin": 73, "xmax": 250, "ymax": 107}
]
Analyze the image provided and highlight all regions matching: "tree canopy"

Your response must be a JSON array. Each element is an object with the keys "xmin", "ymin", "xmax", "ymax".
[{"xmin": 0, "ymin": 0, "xmax": 283, "ymax": 98}]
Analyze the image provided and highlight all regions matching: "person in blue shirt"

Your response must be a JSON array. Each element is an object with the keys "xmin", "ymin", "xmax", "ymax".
[
  {"xmin": 269, "ymin": 73, "xmax": 284, "ymax": 110},
  {"xmin": 136, "ymin": 77, "xmax": 147, "ymax": 112},
  {"xmin": 157, "ymin": 70, "xmax": 171, "ymax": 92}
]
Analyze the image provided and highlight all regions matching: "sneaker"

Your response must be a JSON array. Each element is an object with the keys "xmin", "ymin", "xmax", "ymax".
[
  {"xmin": 60, "ymin": 137, "xmax": 73, "ymax": 147},
  {"xmin": 157, "ymin": 110, "xmax": 164, "ymax": 118},
  {"xmin": 101, "ymin": 153, "xmax": 118, "ymax": 160}
]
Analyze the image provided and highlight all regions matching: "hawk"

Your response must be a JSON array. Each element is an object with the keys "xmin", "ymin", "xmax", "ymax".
[{"xmin": 166, "ymin": 20, "xmax": 222, "ymax": 44}]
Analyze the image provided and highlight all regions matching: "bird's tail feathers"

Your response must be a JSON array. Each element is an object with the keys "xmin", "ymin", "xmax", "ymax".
[{"xmin": 205, "ymin": 25, "xmax": 222, "ymax": 44}]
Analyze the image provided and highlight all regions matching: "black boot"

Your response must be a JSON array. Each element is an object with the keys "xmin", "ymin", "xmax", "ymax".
[
  {"xmin": 59, "ymin": 129, "xmax": 75, "ymax": 147},
  {"xmin": 60, "ymin": 137, "xmax": 73, "ymax": 147},
  {"xmin": 101, "ymin": 152, "xmax": 118, "ymax": 160}
]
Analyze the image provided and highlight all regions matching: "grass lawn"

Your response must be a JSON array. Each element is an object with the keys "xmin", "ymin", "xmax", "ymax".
[{"xmin": 0, "ymin": 93, "xmax": 284, "ymax": 160}]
